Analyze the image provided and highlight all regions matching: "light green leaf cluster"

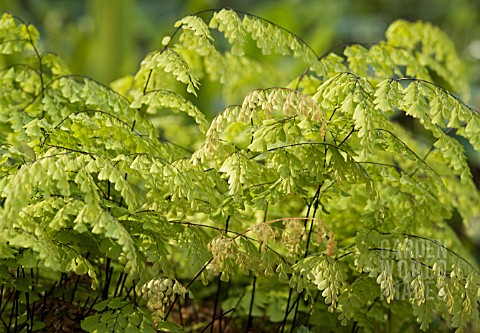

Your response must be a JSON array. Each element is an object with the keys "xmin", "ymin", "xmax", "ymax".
[
  {"xmin": 0, "ymin": 13, "xmax": 39, "ymax": 54},
  {"xmin": 351, "ymin": 229, "xmax": 480, "ymax": 332},
  {"xmin": 138, "ymin": 48, "xmax": 200, "ymax": 95},
  {"xmin": 140, "ymin": 277, "xmax": 189, "ymax": 321},
  {"xmin": 386, "ymin": 20, "xmax": 469, "ymax": 97},
  {"xmin": 131, "ymin": 90, "xmax": 208, "ymax": 133},
  {"xmin": 300, "ymin": 255, "xmax": 347, "ymax": 312},
  {"xmin": 344, "ymin": 43, "xmax": 431, "ymax": 83},
  {"xmin": 209, "ymin": 9, "xmax": 246, "ymax": 56},
  {"xmin": 176, "ymin": 15, "xmax": 214, "ymax": 52},
  {"xmin": 81, "ymin": 297, "xmax": 156, "ymax": 333}
]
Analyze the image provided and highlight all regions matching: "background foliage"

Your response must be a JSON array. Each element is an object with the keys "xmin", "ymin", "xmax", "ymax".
[
  {"xmin": 0, "ymin": 1, "xmax": 479, "ymax": 333},
  {"xmin": 1, "ymin": 1, "xmax": 479, "ymax": 90}
]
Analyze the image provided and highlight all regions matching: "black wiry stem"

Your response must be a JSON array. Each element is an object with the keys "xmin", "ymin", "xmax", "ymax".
[
  {"xmin": 290, "ymin": 185, "xmax": 321, "ymax": 332},
  {"xmin": 164, "ymin": 257, "xmax": 214, "ymax": 320},
  {"xmin": 211, "ymin": 215, "xmax": 231, "ymax": 333},
  {"xmin": 70, "ymin": 274, "xmax": 81, "ymax": 303},
  {"xmin": 103, "ymin": 258, "xmax": 112, "ymax": 299},
  {"xmin": 212, "ymin": 275, "xmax": 223, "ymax": 333},
  {"xmin": 246, "ymin": 206, "xmax": 268, "ymax": 332},
  {"xmin": 201, "ymin": 308, "xmax": 236, "ymax": 333},
  {"xmin": 246, "ymin": 275, "xmax": 257, "ymax": 332}
]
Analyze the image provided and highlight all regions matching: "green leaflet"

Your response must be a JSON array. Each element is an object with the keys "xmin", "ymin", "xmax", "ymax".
[
  {"xmin": 131, "ymin": 89, "xmax": 208, "ymax": 133},
  {"xmin": 209, "ymin": 9, "xmax": 246, "ymax": 56},
  {"xmin": 463, "ymin": 115, "xmax": 480, "ymax": 151},
  {"xmin": 175, "ymin": 14, "xmax": 215, "ymax": 60},
  {"xmin": 139, "ymin": 48, "xmax": 200, "ymax": 95}
]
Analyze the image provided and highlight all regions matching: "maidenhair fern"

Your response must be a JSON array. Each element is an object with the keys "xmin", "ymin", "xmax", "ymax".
[{"xmin": 0, "ymin": 8, "xmax": 479, "ymax": 333}]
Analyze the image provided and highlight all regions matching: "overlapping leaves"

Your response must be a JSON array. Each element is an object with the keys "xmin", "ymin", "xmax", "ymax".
[{"xmin": 0, "ymin": 9, "xmax": 479, "ymax": 333}]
